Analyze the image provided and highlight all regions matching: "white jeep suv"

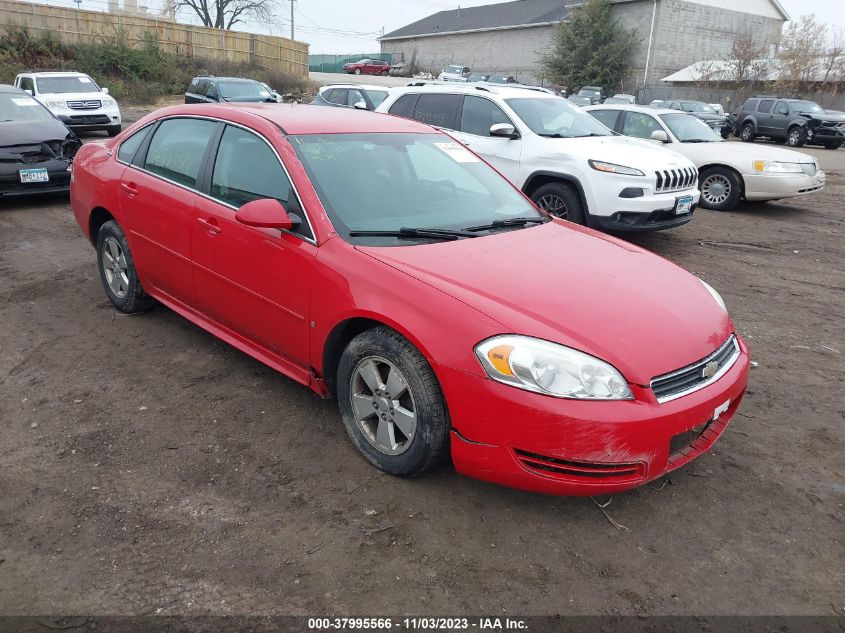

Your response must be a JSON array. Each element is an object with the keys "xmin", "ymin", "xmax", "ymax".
[
  {"xmin": 14, "ymin": 71, "xmax": 122, "ymax": 136},
  {"xmin": 376, "ymin": 84, "xmax": 700, "ymax": 231}
]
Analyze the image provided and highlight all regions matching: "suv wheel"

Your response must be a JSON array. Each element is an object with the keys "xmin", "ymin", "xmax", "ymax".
[
  {"xmin": 699, "ymin": 167, "xmax": 742, "ymax": 211},
  {"xmin": 787, "ymin": 126, "xmax": 806, "ymax": 147},
  {"xmin": 740, "ymin": 123, "xmax": 756, "ymax": 142},
  {"xmin": 336, "ymin": 326, "xmax": 450, "ymax": 476},
  {"xmin": 96, "ymin": 220, "xmax": 155, "ymax": 313},
  {"xmin": 531, "ymin": 182, "xmax": 586, "ymax": 225}
]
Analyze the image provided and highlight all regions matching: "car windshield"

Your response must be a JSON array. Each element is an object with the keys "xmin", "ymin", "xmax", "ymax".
[
  {"xmin": 681, "ymin": 102, "xmax": 715, "ymax": 113},
  {"xmin": 364, "ymin": 89, "xmax": 388, "ymax": 107},
  {"xmin": 604, "ymin": 97, "xmax": 628, "ymax": 104},
  {"xmin": 791, "ymin": 101, "xmax": 823, "ymax": 114},
  {"xmin": 290, "ymin": 133, "xmax": 544, "ymax": 245},
  {"xmin": 506, "ymin": 97, "xmax": 612, "ymax": 137},
  {"xmin": 444, "ymin": 66, "xmax": 465, "ymax": 74},
  {"xmin": 36, "ymin": 75, "xmax": 99, "ymax": 94},
  {"xmin": 218, "ymin": 81, "xmax": 271, "ymax": 99},
  {"xmin": 0, "ymin": 92, "xmax": 55, "ymax": 122},
  {"xmin": 660, "ymin": 113, "xmax": 722, "ymax": 142}
]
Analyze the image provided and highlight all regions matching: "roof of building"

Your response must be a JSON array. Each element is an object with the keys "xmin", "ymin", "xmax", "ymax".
[{"xmin": 661, "ymin": 57, "xmax": 839, "ymax": 83}]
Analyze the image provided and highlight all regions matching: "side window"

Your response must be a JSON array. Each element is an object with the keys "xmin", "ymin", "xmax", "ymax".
[
  {"xmin": 459, "ymin": 95, "xmax": 513, "ymax": 136},
  {"xmin": 589, "ymin": 109, "xmax": 620, "ymax": 130},
  {"xmin": 211, "ymin": 126, "xmax": 289, "ymax": 206},
  {"xmin": 622, "ymin": 112, "xmax": 662, "ymax": 139},
  {"xmin": 20, "ymin": 77, "xmax": 34, "ymax": 92},
  {"xmin": 774, "ymin": 101, "xmax": 789, "ymax": 115},
  {"xmin": 324, "ymin": 89, "xmax": 347, "ymax": 105},
  {"xmin": 188, "ymin": 78, "xmax": 199, "ymax": 93},
  {"xmin": 143, "ymin": 118, "xmax": 218, "ymax": 188},
  {"xmin": 412, "ymin": 93, "xmax": 461, "ymax": 130},
  {"xmin": 347, "ymin": 89, "xmax": 365, "ymax": 107},
  {"xmin": 117, "ymin": 125, "xmax": 152, "ymax": 164},
  {"xmin": 758, "ymin": 99, "xmax": 775, "ymax": 113},
  {"xmin": 207, "ymin": 82, "xmax": 219, "ymax": 100},
  {"xmin": 388, "ymin": 94, "xmax": 418, "ymax": 118},
  {"xmin": 196, "ymin": 79, "xmax": 209, "ymax": 97},
  {"xmin": 742, "ymin": 98, "xmax": 758, "ymax": 111}
]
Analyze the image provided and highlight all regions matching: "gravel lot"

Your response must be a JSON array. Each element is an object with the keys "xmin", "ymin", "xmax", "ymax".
[{"xmin": 0, "ymin": 126, "xmax": 842, "ymax": 617}]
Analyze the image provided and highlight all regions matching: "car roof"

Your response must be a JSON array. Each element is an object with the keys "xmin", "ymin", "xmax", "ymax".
[
  {"xmin": 320, "ymin": 84, "xmax": 388, "ymax": 91},
  {"xmin": 397, "ymin": 83, "xmax": 556, "ymax": 99},
  {"xmin": 23, "ymin": 71, "xmax": 89, "ymax": 77},
  {"xmin": 586, "ymin": 103, "xmax": 679, "ymax": 116},
  {"xmin": 147, "ymin": 103, "xmax": 440, "ymax": 135}
]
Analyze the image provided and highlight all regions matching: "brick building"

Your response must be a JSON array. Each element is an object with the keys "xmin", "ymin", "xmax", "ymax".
[{"xmin": 378, "ymin": 0, "xmax": 789, "ymax": 87}]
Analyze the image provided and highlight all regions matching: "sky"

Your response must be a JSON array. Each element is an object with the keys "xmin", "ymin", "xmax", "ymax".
[{"xmin": 29, "ymin": 0, "xmax": 845, "ymax": 53}]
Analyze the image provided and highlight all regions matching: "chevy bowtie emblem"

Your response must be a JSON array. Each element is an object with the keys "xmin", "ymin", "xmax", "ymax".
[{"xmin": 702, "ymin": 361, "xmax": 719, "ymax": 379}]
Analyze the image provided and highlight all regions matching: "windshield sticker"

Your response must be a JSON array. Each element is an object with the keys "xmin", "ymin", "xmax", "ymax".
[
  {"xmin": 78, "ymin": 77, "xmax": 93, "ymax": 83},
  {"xmin": 11, "ymin": 98, "xmax": 38, "ymax": 106},
  {"xmin": 434, "ymin": 142, "xmax": 480, "ymax": 163}
]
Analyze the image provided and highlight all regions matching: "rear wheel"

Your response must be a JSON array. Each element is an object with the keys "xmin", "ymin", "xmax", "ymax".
[
  {"xmin": 381, "ymin": 70, "xmax": 389, "ymax": 76},
  {"xmin": 530, "ymin": 182, "xmax": 586, "ymax": 225},
  {"xmin": 699, "ymin": 167, "xmax": 742, "ymax": 211},
  {"xmin": 336, "ymin": 327, "xmax": 449, "ymax": 476},
  {"xmin": 96, "ymin": 220, "xmax": 154, "ymax": 313},
  {"xmin": 740, "ymin": 123, "xmax": 756, "ymax": 142},
  {"xmin": 787, "ymin": 126, "xmax": 806, "ymax": 147}
]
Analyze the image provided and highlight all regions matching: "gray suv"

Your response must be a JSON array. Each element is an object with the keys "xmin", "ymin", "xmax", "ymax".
[{"xmin": 734, "ymin": 97, "xmax": 844, "ymax": 149}]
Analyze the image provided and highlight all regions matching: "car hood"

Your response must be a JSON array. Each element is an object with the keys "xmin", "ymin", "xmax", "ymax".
[
  {"xmin": 707, "ymin": 141, "xmax": 815, "ymax": 163},
  {"xmin": 690, "ymin": 112, "xmax": 725, "ymax": 121},
  {"xmin": 358, "ymin": 221, "xmax": 732, "ymax": 384},
  {"xmin": 799, "ymin": 113, "xmax": 843, "ymax": 123},
  {"xmin": 0, "ymin": 119, "xmax": 74, "ymax": 146},
  {"xmin": 540, "ymin": 135, "xmax": 695, "ymax": 169}
]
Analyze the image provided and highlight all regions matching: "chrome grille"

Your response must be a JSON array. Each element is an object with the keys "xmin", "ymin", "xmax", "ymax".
[
  {"xmin": 651, "ymin": 335, "xmax": 740, "ymax": 403},
  {"xmin": 655, "ymin": 167, "xmax": 697, "ymax": 193},
  {"xmin": 66, "ymin": 100, "xmax": 102, "ymax": 110}
]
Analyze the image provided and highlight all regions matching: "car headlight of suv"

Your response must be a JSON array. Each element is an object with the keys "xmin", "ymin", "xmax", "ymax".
[
  {"xmin": 588, "ymin": 160, "xmax": 645, "ymax": 177},
  {"xmin": 752, "ymin": 160, "xmax": 804, "ymax": 174},
  {"xmin": 101, "ymin": 96, "xmax": 117, "ymax": 107},
  {"xmin": 698, "ymin": 278, "xmax": 727, "ymax": 313},
  {"xmin": 45, "ymin": 98, "xmax": 66, "ymax": 109},
  {"xmin": 475, "ymin": 335, "xmax": 633, "ymax": 400}
]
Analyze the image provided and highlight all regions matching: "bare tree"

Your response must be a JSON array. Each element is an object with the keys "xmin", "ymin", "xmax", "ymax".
[
  {"xmin": 174, "ymin": 0, "xmax": 277, "ymax": 29},
  {"xmin": 721, "ymin": 31, "xmax": 771, "ymax": 106},
  {"xmin": 821, "ymin": 27, "xmax": 845, "ymax": 84},
  {"xmin": 777, "ymin": 14, "xmax": 828, "ymax": 92}
]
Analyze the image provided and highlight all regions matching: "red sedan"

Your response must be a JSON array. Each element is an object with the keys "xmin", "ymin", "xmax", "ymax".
[
  {"xmin": 70, "ymin": 104, "xmax": 749, "ymax": 496},
  {"xmin": 343, "ymin": 59, "xmax": 391, "ymax": 76}
]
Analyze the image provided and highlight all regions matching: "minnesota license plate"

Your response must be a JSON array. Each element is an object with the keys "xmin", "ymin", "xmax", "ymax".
[
  {"xmin": 675, "ymin": 195, "xmax": 693, "ymax": 215},
  {"xmin": 19, "ymin": 168, "xmax": 49, "ymax": 184}
]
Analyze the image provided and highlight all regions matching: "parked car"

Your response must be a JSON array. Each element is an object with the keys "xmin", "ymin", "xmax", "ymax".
[
  {"xmin": 575, "ymin": 86, "xmax": 606, "ymax": 104},
  {"xmin": 663, "ymin": 100, "xmax": 730, "ymax": 138},
  {"xmin": 734, "ymin": 97, "xmax": 845, "ymax": 149},
  {"xmin": 648, "ymin": 99, "xmax": 666, "ymax": 108},
  {"xmin": 185, "ymin": 76, "xmax": 277, "ymax": 104},
  {"xmin": 485, "ymin": 74, "xmax": 517, "ymax": 84},
  {"xmin": 567, "ymin": 95, "xmax": 592, "ymax": 107},
  {"xmin": 14, "ymin": 71, "xmax": 121, "ymax": 136},
  {"xmin": 466, "ymin": 73, "xmax": 489, "ymax": 83},
  {"xmin": 709, "ymin": 103, "xmax": 725, "ymax": 116},
  {"xmin": 377, "ymin": 84, "xmax": 700, "ymax": 231},
  {"xmin": 586, "ymin": 104, "xmax": 825, "ymax": 211},
  {"xmin": 69, "ymin": 103, "xmax": 749, "ymax": 496},
  {"xmin": 312, "ymin": 84, "xmax": 389, "ymax": 110},
  {"xmin": 0, "ymin": 84, "xmax": 80, "ymax": 197},
  {"xmin": 438, "ymin": 65, "xmax": 471, "ymax": 82},
  {"xmin": 605, "ymin": 94, "xmax": 636, "ymax": 104},
  {"xmin": 260, "ymin": 82, "xmax": 283, "ymax": 103},
  {"xmin": 343, "ymin": 59, "xmax": 391, "ymax": 76}
]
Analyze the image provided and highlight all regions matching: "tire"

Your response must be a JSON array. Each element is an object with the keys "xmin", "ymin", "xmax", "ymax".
[
  {"xmin": 787, "ymin": 126, "xmax": 806, "ymax": 147},
  {"xmin": 354, "ymin": 68, "xmax": 362, "ymax": 75},
  {"xmin": 699, "ymin": 166, "xmax": 743, "ymax": 211},
  {"xmin": 381, "ymin": 70, "xmax": 389, "ymax": 76},
  {"xmin": 740, "ymin": 122, "xmax": 756, "ymax": 142},
  {"xmin": 824, "ymin": 141, "xmax": 842, "ymax": 150},
  {"xmin": 107, "ymin": 125, "xmax": 121, "ymax": 137},
  {"xmin": 96, "ymin": 220, "xmax": 154, "ymax": 313},
  {"xmin": 336, "ymin": 326, "xmax": 450, "ymax": 476},
  {"xmin": 530, "ymin": 181, "xmax": 586, "ymax": 225}
]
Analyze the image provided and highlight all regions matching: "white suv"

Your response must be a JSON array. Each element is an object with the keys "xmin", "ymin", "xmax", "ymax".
[
  {"xmin": 376, "ymin": 84, "xmax": 700, "ymax": 231},
  {"xmin": 14, "ymin": 71, "xmax": 122, "ymax": 136}
]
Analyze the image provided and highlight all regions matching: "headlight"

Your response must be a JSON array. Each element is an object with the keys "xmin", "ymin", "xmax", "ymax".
[
  {"xmin": 752, "ymin": 160, "xmax": 804, "ymax": 173},
  {"xmin": 45, "ymin": 98, "xmax": 66, "ymax": 109},
  {"xmin": 101, "ymin": 96, "xmax": 116, "ymax": 106},
  {"xmin": 475, "ymin": 335, "xmax": 632, "ymax": 400},
  {"xmin": 699, "ymin": 278, "xmax": 727, "ymax": 313},
  {"xmin": 588, "ymin": 160, "xmax": 645, "ymax": 177}
]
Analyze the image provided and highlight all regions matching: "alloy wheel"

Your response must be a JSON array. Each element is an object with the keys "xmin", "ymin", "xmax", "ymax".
[
  {"xmin": 349, "ymin": 356, "xmax": 417, "ymax": 455},
  {"xmin": 788, "ymin": 129, "xmax": 801, "ymax": 146},
  {"xmin": 741, "ymin": 125, "xmax": 752, "ymax": 140},
  {"xmin": 537, "ymin": 194, "xmax": 569, "ymax": 219},
  {"xmin": 701, "ymin": 174, "xmax": 731, "ymax": 206},
  {"xmin": 102, "ymin": 236, "xmax": 129, "ymax": 299}
]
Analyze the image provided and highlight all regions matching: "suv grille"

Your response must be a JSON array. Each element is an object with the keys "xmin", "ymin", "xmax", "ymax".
[
  {"xmin": 67, "ymin": 100, "xmax": 102, "ymax": 110},
  {"xmin": 655, "ymin": 167, "xmax": 697, "ymax": 193},
  {"xmin": 651, "ymin": 335, "xmax": 740, "ymax": 403}
]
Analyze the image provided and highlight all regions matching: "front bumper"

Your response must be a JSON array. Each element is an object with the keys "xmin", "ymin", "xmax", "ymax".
[
  {"xmin": 743, "ymin": 170, "xmax": 825, "ymax": 201},
  {"xmin": 54, "ymin": 107, "xmax": 121, "ymax": 131},
  {"xmin": 440, "ymin": 335, "xmax": 750, "ymax": 496},
  {"xmin": 589, "ymin": 186, "xmax": 700, "ymax": 232},
  {"xmin": 0, "ymin": 161, "xmax": 72, "ymax": 197}
]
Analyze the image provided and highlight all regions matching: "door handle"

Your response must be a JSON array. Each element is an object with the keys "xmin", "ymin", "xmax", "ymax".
[
  {"xmin": 197, "ymin": 217, "xmax": 221, "ymax": 235},
  {"xmin": 120, "ymin": 182, "xmax": 138, "ymax": 197}
]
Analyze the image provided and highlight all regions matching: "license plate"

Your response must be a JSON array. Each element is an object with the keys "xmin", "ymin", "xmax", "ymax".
[
  {"xmin": 19, "ymin": 168, "xmax": 49, "ymax": 184},
  {"xmin": 674, "ymin": 195, "xmax": 693, "ymax": 215}
]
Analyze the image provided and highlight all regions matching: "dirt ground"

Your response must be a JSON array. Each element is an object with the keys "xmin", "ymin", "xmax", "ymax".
[{"xmin": 0, "ymin": 124, "xmax": 843, "ymax": 618}]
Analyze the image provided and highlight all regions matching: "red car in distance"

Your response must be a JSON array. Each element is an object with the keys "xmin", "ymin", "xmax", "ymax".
[
  {"xmin": 343, "ymin": 58, "xmax": 391, "ymax": 76},
  {"xmin": 70, "ymin": 104, "xmax": 749, "ymax": 497}
]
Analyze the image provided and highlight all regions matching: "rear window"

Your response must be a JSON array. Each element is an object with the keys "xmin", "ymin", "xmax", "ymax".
[
  {"xmin": 412, "ymin": 93, "xmax": 461, "ymax": 130},
  {"xmin": 742, "ymin": 98, "xmax": 759, "ymax": 111},
  {"xmin": 758, "ymin": 99, "xmax": 775, "ymax": 113},
  {"xmin": 388, "ymin": 94, "xmax": 418, "ymax": 119},
  {"xmin": 117, "ymin": 124, "xmax": 152, "ymax": 164}
]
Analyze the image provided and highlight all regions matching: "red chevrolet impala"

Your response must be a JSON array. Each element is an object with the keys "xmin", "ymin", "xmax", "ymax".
[{"xmin": 70, "ymin": 104, "xmax": 750, "ymax": 496}]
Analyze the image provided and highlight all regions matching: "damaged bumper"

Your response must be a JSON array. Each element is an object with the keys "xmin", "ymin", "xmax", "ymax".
[{"xmin": 0, "ymin": 137, "xmax": 80, "ymax": 197}]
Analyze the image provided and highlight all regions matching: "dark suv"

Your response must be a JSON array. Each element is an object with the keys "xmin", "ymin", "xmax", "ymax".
[
  {"xmin": 734, "ymin": 97, "xmax": 844, "ymax": 149},
  {"xmin": 185, "ymin": 76, "xmax": 276, "ymax": 104},
  {"xmin": 664, "ymin": 100, "xmax": 729, "ymax": 138}
]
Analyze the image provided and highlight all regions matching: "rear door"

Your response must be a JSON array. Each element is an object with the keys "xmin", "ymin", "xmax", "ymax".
[
  {"xmin": 451, "ymin": 94, "xmax": 522, "ymax": 182},
  {"xmin": 119, "ymin": 116, "xmax": 220, "ymax": 306}
]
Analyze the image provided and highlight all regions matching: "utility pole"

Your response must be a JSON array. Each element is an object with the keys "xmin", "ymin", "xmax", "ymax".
[{"xmin": 290, "ymin": 0, "xmax": 295, "ymax": 40}]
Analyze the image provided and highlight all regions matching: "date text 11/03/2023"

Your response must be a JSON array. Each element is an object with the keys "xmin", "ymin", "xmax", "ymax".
[{"xmin": 307, "ymin": 617, "xmax": 528, "ymax": 630}]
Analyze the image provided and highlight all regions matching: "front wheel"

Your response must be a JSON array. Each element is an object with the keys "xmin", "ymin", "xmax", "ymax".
[
  {"xmin": 354, "ymin": 68, "xmax": 362, "ymax": 75},
  {"xmin": 96, "ymin": 220, "xmax": 155, "ymax": 313},
  {"xmin": 699, "ymin": 167, "xmax": 743, "ymax": 211},
  {"xmin": 787, "ymin": 126, "xmax": 806, "ymax": 147},
  {"xmin": 530, "ymin": 182, "xmax": 586, "ymax": 225},
  {"xmin": 336, "ymin": 327, "xmax": 450, "ymax": 476}
]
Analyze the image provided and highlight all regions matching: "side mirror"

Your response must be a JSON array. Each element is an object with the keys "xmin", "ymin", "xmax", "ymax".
[
  {"xmin": 102, "ymin": 87, "xmax": 110, "ymax": 94},
  {"xmin": 235, "ymin": 198, "xmax": 299, "ymax": 231},
  {"xmin": 490, "ymin": 123, "xmax": 517, "ymax": 138},
  {"xmin": 651, "ymin": 130, "xmax": 670, "ymax": 143},
  {"xmin": 353, "ymin": 101, "xmax": 367, "ymax": 110}
]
